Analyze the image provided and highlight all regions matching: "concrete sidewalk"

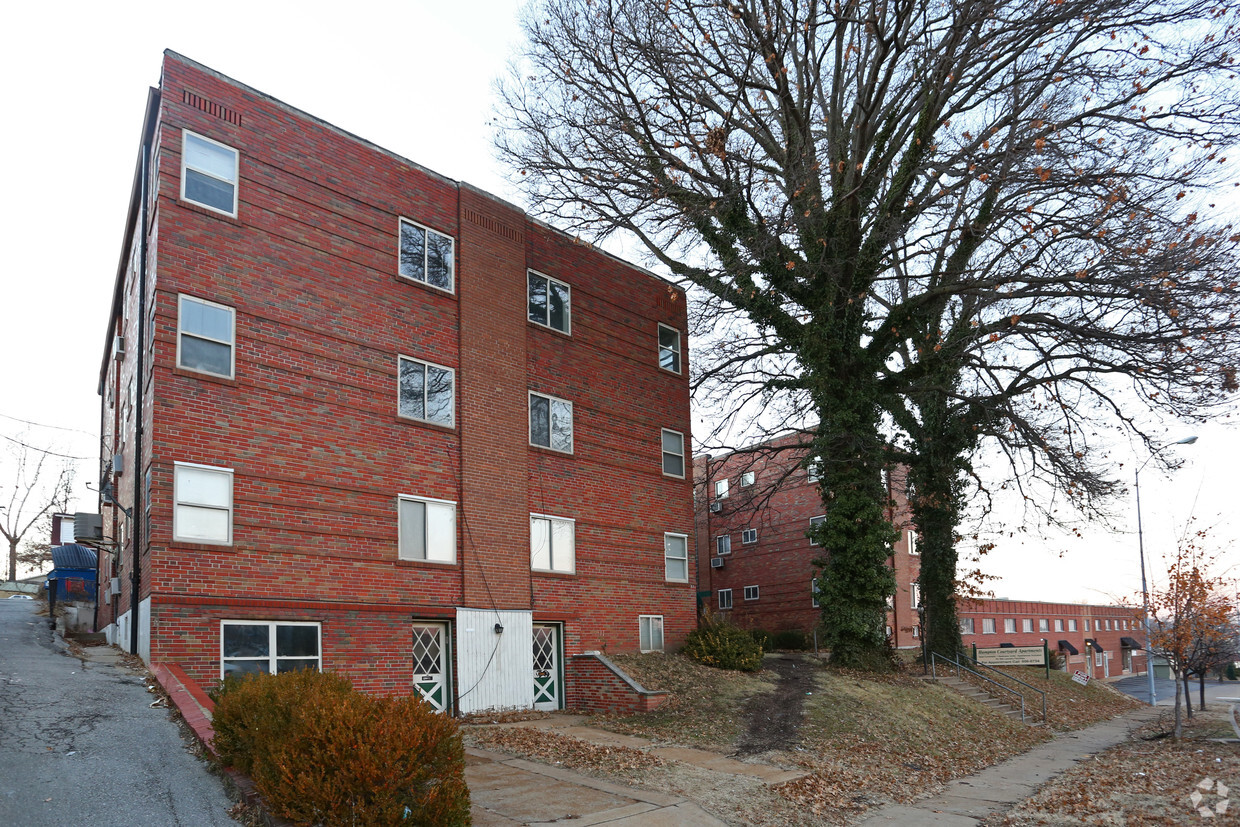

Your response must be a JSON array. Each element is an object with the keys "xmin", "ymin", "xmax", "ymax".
[{"xmin": 854, "ymin": 706, "xmax": 1163, "ymax": 826}]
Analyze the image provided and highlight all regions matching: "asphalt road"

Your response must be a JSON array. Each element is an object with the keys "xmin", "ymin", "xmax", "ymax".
[
  {"xmin": 0, "ymin": 599, "xmax": 236, "ymax": 826},
  {"xmin": 1109, "ymin": 671, "xmax": 1240, "ymax": 709}
]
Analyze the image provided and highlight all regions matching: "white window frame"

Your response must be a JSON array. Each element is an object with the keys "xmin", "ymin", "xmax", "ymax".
[
  {"xmin": 1039, "ymin": 619, "xmax": 1050, "ymax": 632},
  {"xmin": 663, "ymin": 532, "xmax": 689, "ymax": 583},
  {"xmin": 397, "ymin": 495, "xmax": 457, "ymax": 564},
  {"xmin": 744, "ymin": 585, "xmax": 760, "ymax": 601},
  {"xmin": 714, "ymin": 478, "xmax": 730, "ymax": 499},
  {"xmin": 1023, "ymin": 619, "xmax": 1034, "ymax": 633},
  {"xmin": 809, "ymin": 515, "xmax": 826, "ymax": 546},
  {"xmin": 716, "ymin": 534, "xmax": 732, "ymax": 556},
  {"xmin": 740, "ymin": 470, "xmax": 755, "ymax": 487},
  {"xmin": 1054, "ymin": 619, "xmax": 1064, "ymax": 632},
  {"xmin": 657, "ymin": 323, "xmax": 681, "ymax": 374},
  {"xmin": 180, "ymin": 129, "xmax": 239, "ymax": 217},
  {"xmin": 1095, "ymin": 650, "xmax": 1104, "ymax": 667},
  {"xmin": 530, "ymin": 513, "xmax": 576, "ymax": 574},
  {"xmin": 1084, "ymin": 619, "xmax": 1091, "ymax": 632},
  {"xmin": 741, "ymin": 528, "xmax": 758, "ymax": 545},
  {"xmin": 529, "ymin": 391, "xmax": 574, "ymax": 453},
  {"xmin": 639, "ymin": 615, "xmax": 664, "ymax": 653},
  {"xmin": 661, "ymin": 428, "xmax": 685, "ymax": 478},
  {"xmin": 960, "ymin": 617, "xmax": 975, "ymax": 635},
  {"xmin": 220, "ymin": 620, "xmax": 320, "ymax": 679},
  {"xmin": 982, "ymin": 618, "xmax": 996, "ymax": 634},
  {"xmin": 173, "ymin": 462, "xmax": 233, "ymax": 545},
  {"xmin": 397, "ymin": 217, "xmax": 455, "ymax": 293},
  {"xmin": 1068, "ymin": 619, "xmax": 1078, "ymax": 632},
  {"xmin": 811, "ymin": 577, "xmax": 820, "ymax": 608},
  {"xmin": 528, "ymin": 269, "xmax": 572, "ymax": 334},
  {"xmin": 911, "ymin": 583, "xmax": 921, "ymax": 609},
  {"xmin": 718, "ymin": 588, "xmax": 733, "ymax": 610},
  {"xmin": 397, "ymin": 355, "xmax": 456, "ymax": 427},
  {"xmin": 177, "ymin": 294, "xmax": 236, "ymax": 379},
  {"xmin": 1004, "ymin": 618, "xmax": 1016, "ymax": 634},
  {"xmin": 907, "ymin": 530, "xmax": 919, "ymax": 555}
]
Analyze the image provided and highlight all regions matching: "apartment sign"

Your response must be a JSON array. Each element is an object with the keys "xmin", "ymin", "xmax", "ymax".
[{"xmin": 975, "ymin": 646, "xmax": 1045, "ymax": 667}]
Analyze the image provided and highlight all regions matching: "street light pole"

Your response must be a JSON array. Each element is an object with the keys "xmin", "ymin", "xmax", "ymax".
[{"xmin": 1134, "ymin": 435, "xmax": 1197, "ymax": 707}]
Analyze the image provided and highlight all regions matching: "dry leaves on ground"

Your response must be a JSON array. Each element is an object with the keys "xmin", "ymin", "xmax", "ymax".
[{"xmin": 466, "ymin": 726, "xmax": 666, "ymax": 776}]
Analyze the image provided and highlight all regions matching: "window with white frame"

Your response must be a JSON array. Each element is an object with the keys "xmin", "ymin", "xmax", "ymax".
[
  {"xmin": 809, "ymin": 515, "xmax": 826, "ymax": 546},
  {"xmin": 181, "ymin": 130, "xmax": 238, "ymax": 216},
  {"xmin": 744, "ymin": 585, "xmax": 759, "ymax": 601},
  {"xmin": 811, "ymin": 577, "xmax": 820, "ymax": 608},
  {"xmin": 397, "ymin": 496, "xmax": 456, "ymax": 563},
  {"xmin": 740, "ymin": 471, "xmax": 755, "ymax": 487},
  {"xmin": 741, "ymin": 528, "xmax": 758, "ymax": 545},
  {"xmin": 529, "ymin": 392, "xmax": 573, "ymax": 453},
  {"xmin": 531, "ymin": 514, "xmax": 575, "ymax": 573},
  {"xmin": 982, "ymin": 618, "xmax": 996, "ymax": 634},
  {"xmin": 1023, "ymin": 619, "xmax": 1034, "ymax": 633},
  {"xmin": 960, "ymin": 617, "xmax": 975, "ymax": 635},
  {"xmin": 1084, "ymin": 619, "xmax": 1091, "ymax": 632},
  {"xmin": 1068, "ymin": 619, "xmax": 1078, "ymax": 632},
  {"xmin": 221, "ymin": 621, "xmax": 319, "ymax": 678},
  {"xmin": 178, "ymin": 295, "xmax": 235, "ymax": 378},
  {"xmin": 1039, "ymin": 619, "xmax": 1049, "ymax": 632},
  {"xmin": 528, "ymin": 270, "xmax": 571, "ymax": 333},
  {"xmin": 398, "ymin": 356, "xmax": 455, "ymax": 427},
  {"xmin": 806, "ymin": 458, "xmax": 822, "ymax": 483},
  {"xmin": 657, "ymin": 324, "xmax": 681, "ymax": 373},
  {"xmin": 911, "ymin": 583, "xmax": 921, "ymax": 609},
  {"xmin": 714, "ymin": 478, "xmax": 729, "ymax": 499},
  {"xmin": 398, "ymin": 218, "xmax": 455, "ymax": 291},
  {"xmin": 1095, "ymin": 650, "xmax": 1103, "ymax": 667},
  {"xmin": 174, "ymin": 463, "xmax": 233, "ymax": 544},
  {"xmin": 718, "ymin": 588, "xmax": 733, "ymax": 610},
  {"xmin": 1004, "ymin": 618, "xmax": 1016, "ymax": 633},
  {"xmin": 907, "ymin": 530, "xmax": 919, "ymax": 555},
  {"xmin": 664, "ymin": 533, "xmax": 688, "ymax": 582},
  {"xmin": 716, "ymin": 534, "xmax": 732, "ymax": 555},
  {"xmin": 639, "ymin": 615, "xmax": 664, "ymax": 652},
  {"xmin": 661, "ymin": 429, "xmax": 685, "ymax": 477}
]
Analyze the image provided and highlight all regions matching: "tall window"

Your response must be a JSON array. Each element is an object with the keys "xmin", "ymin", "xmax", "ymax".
[
  {"xmin": 1054, "ymin": 619, "xmax": 1064, "ymax": 632},
  {"xmin": 664, "ymin": 533, "xmax": 688, "ymax": 582},
  {"xmin": 657, "ymin": 324, "xmax": 681, "ymax": 373},
  {"xmin": 809, "ymin": 515, "xmax": 826, "ymax": 546},
  {"xmin": 528, "ymin": 270, "xmax": 571, "ymax": 333},
  {"xmin": 907, "ymin": 530, "xmax": 919, "ymax": 555},
  {"xmin": 1004, "ymin": 618, "xmax": 1016, "ymax": 633},
  {"xmin": 911, "ymin": 583, "xmax": 921, "ymax": 609},
  {"xmin": 982, "ymin": 618, "xmax": 996, "ymax": 634},
  {"xmin": 960, "ymin": 618, "xmax": 976, "ymax": 635},
  {"xmin": 1039, "ymin": 619, "xmax": 1050, "ymax": 632},
  {"xmin": 397, "ymin": 496, "xmax": 456, "ymax": 563},
  {"xmin": 714, "ymin": 478, "xmax": 729, "ymax": 499},
  {"xmin": 1068, "ymin": 619, "xmax": 1078, "ymax": 632},
  {"xmin": 529, "ymin": 392, "xmax": 573, "ymax": 453},
  {"xmin": 531, "ymin": 514, "xmax": 575, "ymax": 573},
  {"xmin": 718, "ymin": 588, "xmax": 733, "ymax": 610},
  {"xmin": 811, "ymin": 578, "xmax": 820, "ymax": 608},
  {"xmin": 181, "ymin": 130, "xmax": 238, "ymax": 216},
  {"xmin": 639, "ymin": 615, "xmax": 664, "ymax": 652},
  {"xmin": 661, "ymin": 429, "xmax": 685, "ymax": 477},
  {"xmin": 398, "ymin": 218, "xmax": 454, "ymax": 292},
  {"xmin": 1023, "ymin": 619, "xmax": 1034, "ymax": 633},
  {"xmin": 221, "ymin": 621, "xmax": 319, "ymax": 678},
  {"xmin": 174, "ymin": 462, "xmax": 233, "ymax": 545},
  {"xmin": 716, "ymin": 534, "xmax": 732, "ymax": 555},
  {"xmin": 178, "ymin": 295, "xmax": 235, "ymax": 378},
  {"xmin": 398, "ymin": 356, "xmax": 455, "ymax": 427}
]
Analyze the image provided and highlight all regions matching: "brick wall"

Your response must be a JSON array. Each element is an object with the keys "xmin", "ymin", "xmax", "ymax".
[{"xmin": 565, "ymin": 654, "xmax": 668, "ymax": 714}]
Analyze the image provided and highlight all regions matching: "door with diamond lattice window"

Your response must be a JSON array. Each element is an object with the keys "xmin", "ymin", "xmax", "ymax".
[
  {"xmin": 532, "ymin": 623, "xmax": 561, "ymax": 711},
  {"xmin": 412, "ymin": 622, "xmax": 450, "ymax": 712}
]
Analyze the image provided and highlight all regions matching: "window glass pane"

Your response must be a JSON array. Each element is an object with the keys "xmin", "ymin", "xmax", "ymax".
[
  {"xmin": 531, "ymin": 518, "xmax": 551, "ymax": 570},
  {"xmin": 399, "ymin": 499, "xmax": 426, "ymax": 560},
  {"xmin": 184, "ymin": 170, "xmax": 234, "ymax": 213},
  {"xmin": 529, "ymin": 395, "xmax": 550, "ymax": 447},
  {"xmin": 661, "ymin": 430, "xmax": 681, "ymax": 454},
  {"xmin": 181, "ymin": 299, "xmax": 233, "ymax": 342},
  {"xmin": 658, "ymin": 327, "xmax": 680, "ymax": 372},
  {"xmin": 275, "ymin": 659, "xmax": 318, "ymax": 674},
  {"xmin": 399, "ymin": 359, "xmax": 426, "ymax": 420},
  {"xmin": 276, "ymin": 625, "xmax": 319, "ymax": 658},
  {"xmin": 651, "ymin": 618, "xmax": 663, "ymax": 652},
  {"xmin": 399, "ymin": 221, "xmax": 426, "ymax": 282},
  {"xmin": 663, "ymin": 452, "xmax": 684, "ymax": 477},
  {"xmin": 665, "ymin": 534, "xmax": 687, "ymax": 560},
  {"xmin": 550, "ymin": 399, "xmax": 573, "ymax": 452},
  {"xmin": 658, "ymin": 325, "xmax": 678, "ymax": 349},
  {"xmin": 549, "ymin": 280, "xmax": 570, "ymax": 331},
  {"xmin": 178, "ymin": 467, "xmax": 230, "ymax": 507},
  {"xmin": 640, "ymin": 619, "xmax": 651, "ymax": 652},
  {"xmin": 425, "ymin": 230, "xmax": 454, "ymax": 290},
  {"xmin": 223, "ymin": 660, "xmax": 268, "ymax": 677},
  {"xmin": 426, "ymin": 366, "xmax": 454, "ymax": 425},
  {"xmin": 551, "ymin": 519, "xmax": 574, "ymax": 571},
  {"xmin": 223, "ymin": 624, "xmax": 269, "ymax": 657},
  {"xmin": 665, "ymin": 557, "xmax": 687, "ymax": 581},
  {"xmin": 185, "ymin": 133, "xmax": 236, "ymax": 180},
  {"xmin": 528, "ymin": 272, "xmax": 548, "ymax": 324},
  {"xmin": 177, "ymin": 505, "xmax": 230, "ymax": 542},
  {"xmin": 180, "ymin": 336, "xmax": 232, "ymax": 376},
  {"xmin": 426, "ymin": 502, "xmax": 455, "ymax": 562}
]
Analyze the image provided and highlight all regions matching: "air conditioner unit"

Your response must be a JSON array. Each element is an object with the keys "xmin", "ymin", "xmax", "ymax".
[
  {"xmin": 709, "ymin": 501, "xmax": 723, "ymax": 513},
  {"xmin": 74, "ymin": 512, "xmax": 104, "ymax": 542},
  {"xmin": 113, "ymin": 335, "xmax": 126, "ymax": 361},
  {"xmin": 710, "ymin": 557, "xmax": 725, "ymax": 569},
  {"xmin": 112, "ymin": 452, "xmax": 124, "ymax": 476},
  {"xmin": 110, "ymin": 577, "xmax": 121, "ymax": 594}
]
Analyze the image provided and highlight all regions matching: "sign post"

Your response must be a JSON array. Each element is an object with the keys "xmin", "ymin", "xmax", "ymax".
[{"xmin": 1044, "ymin": 640, "xmax": 1049, "ymax": 679}]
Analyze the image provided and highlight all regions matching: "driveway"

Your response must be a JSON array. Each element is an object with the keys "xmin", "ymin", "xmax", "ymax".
[
  {"xmin": 1110, "ymin": 672, "xmax": 1240, "ymax": 708},
  {"xmin": 0, "ymin": 599, "xmax": 235, "ymax": 826}
]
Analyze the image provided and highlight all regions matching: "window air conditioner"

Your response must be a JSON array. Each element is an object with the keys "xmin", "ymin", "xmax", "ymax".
[
  {"xmin": 710, "ymin": 557, "xmax": 725, "ymax": 569},
  {"xmin": 111, "ymin": 577, "xmax": 121, "ymax": 594},
  {"xmin": 709, "ymin": 501, "xmax": 722, "ymax": 513},
  {"xmin": 112, "ymin": 453, "xmax": 124, "ymax": 476},
  {"xmin": 114, "ymin": 336, "xmax": 126, "ymax": 361}
]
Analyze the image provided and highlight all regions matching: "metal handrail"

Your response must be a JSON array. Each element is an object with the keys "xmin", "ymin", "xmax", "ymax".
[{"xmin": 930, "ymin": 650, "xmax": 1048, "ymax": 725}]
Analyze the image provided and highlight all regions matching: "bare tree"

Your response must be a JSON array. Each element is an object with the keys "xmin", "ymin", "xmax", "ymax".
[
  {"xmin": 1, "ymin": 437, "xmax": 76, "ymax": 582},
  {"xmin": 498, "ymin": 0, "xmax": 1240, "ymax": 666}
]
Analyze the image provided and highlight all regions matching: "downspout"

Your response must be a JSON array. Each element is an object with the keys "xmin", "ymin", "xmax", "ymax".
[
  {"xmin": 129, "ymin": 147, "xmax": 149, "ymax": 655},
  {"xmin": 93, "ymin": 369, "xmax": 106, "ymax": 636}
]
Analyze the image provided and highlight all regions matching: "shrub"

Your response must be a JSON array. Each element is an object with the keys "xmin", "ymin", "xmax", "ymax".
[
  {"xmin": 211, "ymin": 671, "xmax": 470, "ymax": 826},
  {"xmin": 683, "ymin": 617, "xmax": 764, "ymax": 672},
  {"xmin": 772, "ymin": 629, "xmax": 810, "ymax": 651},
  {"xmin": 1047, "ymin": 649, "xmax": 1065, "ymax": 671},
  {"xmin": 1227, "ymin": 662, "xmax": 1237, "ymax": 681},
  {"xmin": 749, "ymin": 628, "xmax": 773, "ymax": 649}
]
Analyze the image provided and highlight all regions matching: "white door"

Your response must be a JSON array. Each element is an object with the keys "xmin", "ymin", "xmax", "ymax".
[
  {"xmin": 532, "ymin": 623, "xmax": 561, "ymax": 711},
  {"xmin": 412, "ymin": 622, "xmax": 450, "ymax": 712}
]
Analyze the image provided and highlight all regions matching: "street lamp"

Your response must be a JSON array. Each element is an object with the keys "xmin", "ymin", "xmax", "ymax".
[{"xmin": 1134, "ymin": 435, "xmax": 1198, "ymax": 707}]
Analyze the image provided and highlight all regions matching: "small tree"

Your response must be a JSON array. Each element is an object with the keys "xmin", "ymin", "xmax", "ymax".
[{"xmin": 0, "ymin": 437, "xmax": 75, "ymax": 582}]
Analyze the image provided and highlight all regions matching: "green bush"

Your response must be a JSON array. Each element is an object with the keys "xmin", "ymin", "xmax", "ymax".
[
  {"xmin": 772, "ymin": 629, "xmax": 810, "ymax": 651},
  {"xmin": 1047, "ymin": 649, "xmax": 1065, "ymax": 671},
  {"xmin": 749, "ymin": 628, "xmax": 773, "ymax": 649},
  {"xmin": 211, "ymin": 671, "xmax": 470, "ymax": 826},
  {"xmin": 683, "ymin": 617, "xmax": 764, "ymax": 672},
  {"xmin": 1227, "ymin": 662, "xmax": 1237, "ymax": 681}
]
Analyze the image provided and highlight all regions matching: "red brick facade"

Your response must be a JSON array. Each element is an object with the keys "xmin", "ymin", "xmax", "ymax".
[
  {"xmin": 95, "ymin": 52, "xmax": 695, "ymax": 714},
  {"xmin": 693, "ymin": 438, "xmax": 921, "ymax": 650}
]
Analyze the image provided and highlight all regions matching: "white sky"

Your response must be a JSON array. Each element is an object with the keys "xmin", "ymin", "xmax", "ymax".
[{"xmin": 1, "ymin": 0, "xmax": 1236, "ymax": 601}]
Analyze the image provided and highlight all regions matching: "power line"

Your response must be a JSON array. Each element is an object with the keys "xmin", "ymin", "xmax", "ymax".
[
  {"xmin": 0, "ymin": 411, "xmax": 96, "ymax": 437},
  {"xmin": 0, "ymin": 434, "xmax": 90, "ymax": 461}
]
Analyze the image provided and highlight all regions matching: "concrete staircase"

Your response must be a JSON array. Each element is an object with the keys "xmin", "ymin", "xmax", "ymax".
[{"xmin": 930, "ymin": 675, "xmax": 1044, "ymax": 726}]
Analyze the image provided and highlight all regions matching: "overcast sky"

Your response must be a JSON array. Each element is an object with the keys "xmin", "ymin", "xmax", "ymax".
[{"xmin": 2, "ymin": 0, "xmax": 1236, "ymax": 603}]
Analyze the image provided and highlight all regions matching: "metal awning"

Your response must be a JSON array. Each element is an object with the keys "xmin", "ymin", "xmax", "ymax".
[
  {"xmin": 1086, "ymin": 638, "xmax": 1104, "ymax": 652},
  {"xmin": 1120, "ymin": 636, "xmax": 1141, "ymax": 649},
  {"xmin": 1058, "ymin": 640, "xmax": 1079, "ymax": 655}
]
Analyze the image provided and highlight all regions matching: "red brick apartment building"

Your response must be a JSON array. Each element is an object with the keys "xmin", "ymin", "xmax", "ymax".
[
  {"xmin": 694, "ymin": 438, "xmax": 922, "ymax": 650},
  {"xmin": 91, "ymin": 51, "xmax": 695, "ymax": 714},
  {"xmin": 958, "ymin": 598, "xmax": 1147, "ymax": 678}
]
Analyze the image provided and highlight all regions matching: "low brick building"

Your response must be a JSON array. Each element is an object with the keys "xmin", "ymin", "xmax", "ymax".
[{"xmin": 93, "ymin": 51, "xmax": 695, "ymax": 714}]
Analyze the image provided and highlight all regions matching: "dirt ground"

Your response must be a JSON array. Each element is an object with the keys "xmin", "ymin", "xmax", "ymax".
[{"xmin": 735, "ymin": 655, "xmax": 817, "ymax": 756}]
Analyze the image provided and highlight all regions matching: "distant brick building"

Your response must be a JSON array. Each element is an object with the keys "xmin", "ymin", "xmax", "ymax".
[
  {"xmin": 693, "ymin": 436, "xmax": 921, "ymax": 650},
  {"xmin": 93, "ymin": 51, "xmax": 695, "ymax": 714}
]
